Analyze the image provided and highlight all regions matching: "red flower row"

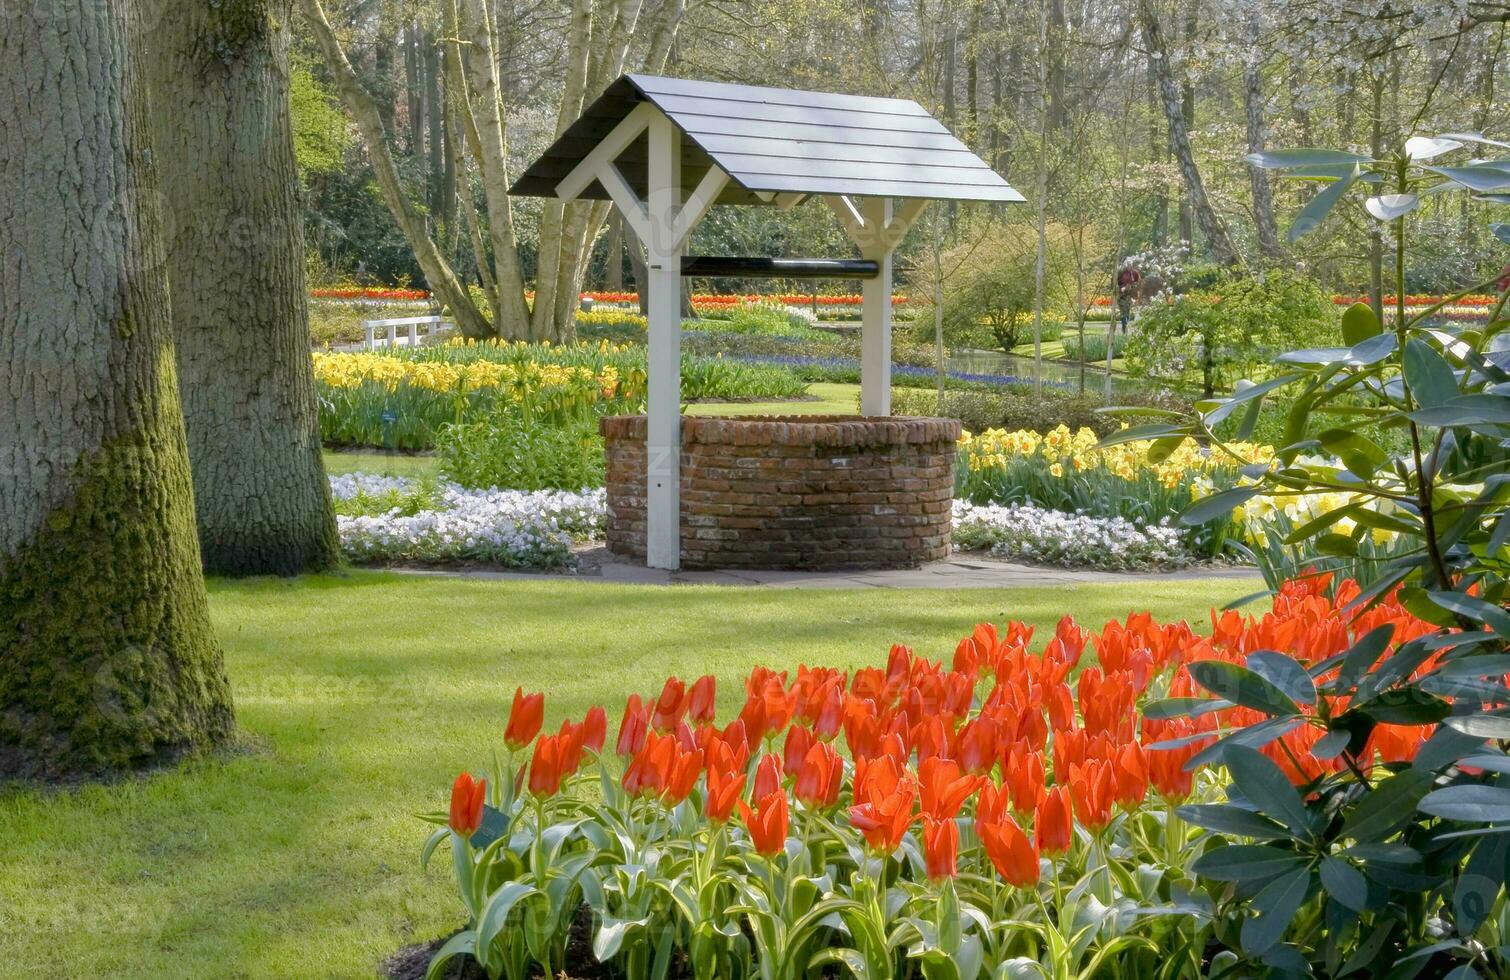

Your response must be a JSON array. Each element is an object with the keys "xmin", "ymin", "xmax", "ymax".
[
  {"xmin": 449, "ymin": 575, "xmax": 1443, "ymax": 886},
  {"xmin": 310, "ymin": 287, "xmax": 430, "ymax": 301}
]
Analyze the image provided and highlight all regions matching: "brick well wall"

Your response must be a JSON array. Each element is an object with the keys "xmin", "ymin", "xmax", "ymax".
[{"xmin": 600, "ymin": 415, "xmax": 960, "ymax": 571}]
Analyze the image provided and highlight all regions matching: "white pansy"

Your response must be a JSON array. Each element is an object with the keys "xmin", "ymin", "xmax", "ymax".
[{"xmin": 952, "ymin": 501, "xmax": 1192, "ymax": 571}]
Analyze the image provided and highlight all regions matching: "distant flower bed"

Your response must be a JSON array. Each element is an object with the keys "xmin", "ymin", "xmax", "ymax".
[
  {"xmin": 952, "ymin": 500, "xmax": 1192, "ymax": 569},
  {"xmin": 583, "ymin": 291, "xmax": 909, "ymax": 306},
  {"xmin": 330, "ymin": 473, "xmax": 603, "ymax": 567},
  {"xmin": 310, "ymin": 287, "xmax": 430, "ymax": 302}
]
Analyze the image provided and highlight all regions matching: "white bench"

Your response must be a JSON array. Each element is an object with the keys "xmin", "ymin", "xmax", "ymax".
[{"xmin": 361, "ymin": 316, "xmax": 453, "ymax": 350}]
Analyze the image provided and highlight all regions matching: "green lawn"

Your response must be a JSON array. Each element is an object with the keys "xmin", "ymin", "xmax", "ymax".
[
  {"xmin": 324, "ymin": 449, "xmax": 440, "ymax": 479},
  {"xmin": 0, "ymin": 572, "xmax": 1257, "ymax": 978},
  {"xmin": 684, "ymin": 381, "xmax": 859, "ymax": 416}
]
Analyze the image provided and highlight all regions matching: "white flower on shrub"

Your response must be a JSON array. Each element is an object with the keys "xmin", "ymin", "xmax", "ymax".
[{"xmin": 951, "ymin": 500, "xmax": 1191, "ymax": 570}]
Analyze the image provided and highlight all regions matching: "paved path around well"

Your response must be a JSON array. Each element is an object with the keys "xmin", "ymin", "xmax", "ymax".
[{"xmin": 393, "ymin": 550, "xmax": 1262, "ymax": 590}]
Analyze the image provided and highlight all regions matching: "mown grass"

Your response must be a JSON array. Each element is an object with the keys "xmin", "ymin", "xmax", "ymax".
[{"xmin": 0, "ymin": 572, "xmax": 1258, "ymax": 978}]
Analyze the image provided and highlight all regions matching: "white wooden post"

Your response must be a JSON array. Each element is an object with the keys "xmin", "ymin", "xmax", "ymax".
[
  {"xmin": 364, "ymin": 321, "xmax": 375, "ymax": 350},
  {"xmin": 645, "ymin": 111, "xmax": 683, "ymax": 570},
  {"xmin": 859, "ymin": 197, "xmax": 894, "ymax": 416},
  {"xmin": 408, "ymin": 320, "xmax": 419, "ymax": 346},
  {"xmin": 386, "ymin": 321, "xmax": 397, "ymax": 348}
]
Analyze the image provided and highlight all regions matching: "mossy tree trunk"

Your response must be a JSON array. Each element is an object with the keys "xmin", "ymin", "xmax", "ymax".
[
  {"xmin": 0, "ymin": 0, "xmax": 236, "ymax": 779},
  {"xmin": 142, "ymin": 0, "xmax": 339, "ymax": 576}
]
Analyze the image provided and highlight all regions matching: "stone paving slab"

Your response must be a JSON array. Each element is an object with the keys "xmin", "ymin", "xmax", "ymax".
[{"xmin": 389, "ymin": 552, "xmax": 1261, "ymax": 589}]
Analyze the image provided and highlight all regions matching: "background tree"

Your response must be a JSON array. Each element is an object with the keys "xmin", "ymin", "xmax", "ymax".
[
  {"xmin": 144, "ymin": 0, "xmax": 340, "ymax": 576},
  {"xmin": 0, "ymin": 0, "xmax": 235, "ymax": 779}
]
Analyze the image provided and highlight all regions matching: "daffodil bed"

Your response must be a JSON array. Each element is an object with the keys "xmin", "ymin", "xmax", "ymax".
[
  {"xmin": 314, "ymin": 342, "xmax": 805, "ymax": 451},
  {"xmin": 422, "ymin": 576, "xmax": 1439, "ymax": 979},
  {"xmin": 957, "ymin": 425, "xmax": 1273, "ymax": 561}
]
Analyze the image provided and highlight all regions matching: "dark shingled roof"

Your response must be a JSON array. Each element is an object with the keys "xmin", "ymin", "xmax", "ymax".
[{"xmin": 510, "ymin": 74, "xmax": 1025, "ymax": 205}]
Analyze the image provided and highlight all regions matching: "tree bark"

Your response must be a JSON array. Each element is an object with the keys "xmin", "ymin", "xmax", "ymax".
[
  {"xmin": 1, "ymin": 0, "xmax": 235, "ymax": 778},
  {"xmin": 1242, "ymin": 13, "xmax": 1283, "ymax": 262},
  {"xmin": 1140, "ymin": 0, "xmax": 1241, "ymax": 266},
  {"xmin": 142, "ymin": 0, "xmax": 340, "ymax": 576}
]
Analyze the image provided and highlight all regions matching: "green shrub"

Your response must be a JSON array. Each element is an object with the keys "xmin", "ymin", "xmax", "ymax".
[
  {"xmin": 1060, "ymin": 332, "xmax": 1126, "ymax": 362},
  {"xmin": 437, "ymin": 410, "xmax": 604, "ymax": 491},
  {"xmin": 892, "ymin": 385, "xmax": 1189, "ymax": 436},
  {"xmin": 1124, "ymin": 267, "xmax": 1336, "ymax": 395}
]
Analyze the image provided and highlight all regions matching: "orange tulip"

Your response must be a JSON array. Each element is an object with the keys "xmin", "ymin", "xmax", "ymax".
[
  {"xmin": 652, "ymin": 676, "xmax": 687, "ymax": 731},
  {"xmin": 1035, "ymin": 786, "xmax": 1073, "ymax": 856},
  {"xmin": 980, "ymin": 815, "xmax": 1040, "ymax": 888},
  {"xmin": 1112, "ymin": 742, "xmax": 1148, "ymax": 809},
  {"xmin": 706, "ymin": 765, "xmax": 746, "ymax": 824},
  {"xmin": 1069, "ymin": 760, "xmax": 1116, "ymax": 831},
  {"xmin": 753, "ymin": 752, "xmax": 784, "ymax": 800},
  {"xmin": 662, "ymin": 747, "xmax": 704, "ymax": 805},
  {"xmin": 581, "ymin": 706, "xmax": 607, "ymax": 753},
  {"xmin": 812, "ymin": 679, "xmax": 845, "ymax": 740},
  {"xmin": 449, "ymin": 772, "xmax": 487, "ymax": 838},
  {"xmin": 1002, "ymin": 741, "xmax": 1047, "ymax": 815},
  {"xmin": 529, "ymin": 733, "xmax": 567, "ymax": 797},
  {"xmin": 794, "ymin": 741, "xmax": 842, "ymax": 809},
  {"xmin": 505, "ymin": 687, "xmax": 545, "ymax": 750},
  {"xmin": 740, "ymin": 790, "xmax": 789, "ymax": 856},
  {"xmin": 919, "ymin": 757, "xmax": 981, "ymax": 820},
  {"xmin": 850, "ymin": 760, "xmax": 917, "ymax": 854},
  {"xmin": 783, "ymin": 725, "xmax": 816, "ymax": 773},
  {"xmin": 616, "ymin": 694, "xmax": 648, "ymax": 757},
  {"xmin": 922, "ymin": 815, "xmax": 959, "ymax": 880},
  {"xmin": 688, "ymin": 675, "xmax": 717, "ymax": 724}
]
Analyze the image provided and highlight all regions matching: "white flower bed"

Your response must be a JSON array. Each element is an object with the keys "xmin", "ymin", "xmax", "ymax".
[
  {"xmin": 331, "ymin": 473, "xmax": 604, "ymax": 567},
  {"xmin": 330, "ymin": 472, "xmax": 1191, "ymax": 571},
  {"xmin": 951, "ymin": 500, "xmax": 1192, "ymax": 570}
]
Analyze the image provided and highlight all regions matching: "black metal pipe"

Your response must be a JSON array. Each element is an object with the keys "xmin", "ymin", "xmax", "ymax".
[{"xmin": 680, "ymin": 256, "xmax": 880, "ymax": 280}]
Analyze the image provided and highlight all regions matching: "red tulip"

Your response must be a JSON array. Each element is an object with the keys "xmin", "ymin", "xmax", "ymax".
[
  {"xmin": 663, "ymin": 747, "xmax": 704, "ymax": 805},
  {"xmin": 919, "ymin": 757, "xmax": 981, "ymax": 821},
  {"xmin": 554, "ymin": 719, "xmax": 587, "ymax": 776},
  {"xmin": 449, "ymin": 772, "xmax": 487, "ymax": 838},
  {"xmin": 617, "ymin": 694, "xmax": 649, "ymax": 757},
  {"xmin": 1035, "ymin": 786, "xmax": 1073, "ymax": 856},
  {"xmin": 505, "ymin": 687, "xmax": 545, "ymax": 750},
  {"xmin": 794, "ymin": 741, "xmax": 842, "ymax": 809},
  {"xmin": 740, "ymin": 790, "xmax": 789, "ymax": 856},
  {"xmin": 850, "ymin": 759, "xmax": 917, "ymax": 854},
  {"xmin": 1069, "ymin": 760, "xmax": 1116, "ymax": 832},
  {"xmin": 812, "ymin": 679, "xmax": 844, "ymax": 740},
  {"xmin": 783, "ymin": 725, "xmax": 816, "ymax": 774},
  {"xmin": 980, "ymin": 815, "xmax": 1040, "ymax": 888},
  {"xmin": 922, "ymin": 815, "xmax": 959, "ymax": 880},
  {"xmin": 975, "ymin": 780, "xmax": 1008, "ymax": 837},
  {"xmin": 1112, "ymin": 742, "xmax": 1148, "ymax": 810},
  {"xmin": 753, "ymin": 752, "xmax": 784, "ymax": 800},
  {"xmin": 956, "ymin": 717, "xmax": 998, "ymax": 774},
  {"xmin": 581, "ymin": 706, "xmax": 607, "ymax": 753},
  {"xmin": 529, "ymin": 734, "xmax": 567, "ymax": 797},
  {"xmin": 706, "ymin": 765, "xmax": 746, "ymax": 823},
  {"xmin": 652, "ymin": 676, "xmax": 687, "ymax": 731},
  {"xmin": 688, "ymin": 675, "xmax": 717, "ymax": 724}
]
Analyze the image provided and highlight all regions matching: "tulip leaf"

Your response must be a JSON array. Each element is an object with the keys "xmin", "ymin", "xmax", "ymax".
[
  {"xmin": 1188, "ymin": 660, "xmax": 1300, "ymax": 717},
  {"xmin": 1405, "ymin": 136, "xmax": 1464, "ymax": 161},
  {"xmin": 1458, "ymin": 835, "xmax": 1510, "ymax": 935},
  {"xmin": 1226, "ymin": 745, "xmax": 1314, "ymax": 838},
  {"xmin": 425, "ymin": 931, "xmax": 477, "ymax": 980},
  {"xmin": 1446, "ymin": 710, "xmax": 1510, "ymax": 739},
  {"xmin": 1248, "ymin": 148, "xmax": 1373, "ymax": 169},
  {"xmin": 1419, "ymin": 784, "xmax": 1510, "ymax": 823},
  {"xmin": 1428, "ymin": 165, "xmax": 1510, "ymax": 192}
]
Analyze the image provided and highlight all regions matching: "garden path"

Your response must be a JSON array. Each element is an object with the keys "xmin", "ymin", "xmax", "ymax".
[{"xmin": 394, "ymin": 551, "xmax": 1261, "ymax": 589}]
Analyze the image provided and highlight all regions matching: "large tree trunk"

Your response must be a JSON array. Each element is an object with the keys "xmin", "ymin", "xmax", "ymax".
[
  {"xmin": 1, "ymin": 0, "xmax": 235, "ymax": 779},
  {"xmin": 1140, "ymin": 0, "xmax": 1241, "ymax": 266},
  {"xmin": 143, "ymin": 0, "xmax": 340, "ymax": 576}
]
